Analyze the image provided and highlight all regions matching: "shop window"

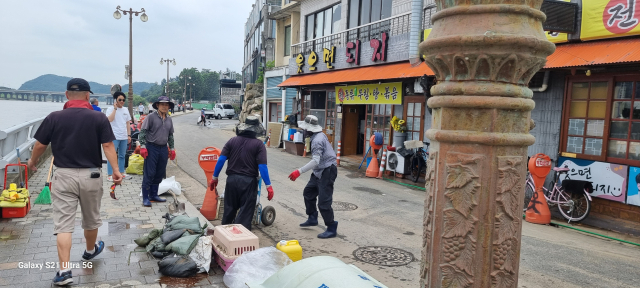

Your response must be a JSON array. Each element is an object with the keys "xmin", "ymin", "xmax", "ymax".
[
  {"xmin": 607, "ymin": 81, "xmax": 640, "ymax": 160},
  {"xmin": 404, "ymin": 96, "xmax": 425, "ymax": 142},
  {"xmin": 302, "ymin": 93, "xmax": 311, "ymax": 120},
  {"xmin": 365, "ymin": 104, "xmax": 392, "ymax": 152},
  {"xmin": 305, "ymin": 4, "xmax": 340, "ymax": 40},
  {"xmin": 310, "ymin": 91, "xmax": 327, "ymax": 126},
  {"xmin": 565, "ymin": 82, "xmax": 607, "ymax": 157},
  {"xmin": 284, "ymin": 25, "xmax": 291, "ymax": 56}
]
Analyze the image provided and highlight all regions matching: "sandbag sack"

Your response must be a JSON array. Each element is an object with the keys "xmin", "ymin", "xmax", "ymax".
[
  {"xmin": 164, "ymin": 215, "xmax": 203, "ymax": 234},
  {"xmin": 146, "ymin": 236, "xmax": 169, "ymax": 253},
  {"xmin": 134, "ymin": 229, "xmax": 163, "ymax": 247},
  {"xmin": 165, "ymin": 234, "xmax": 201, "ymax": 255},
  {"xmin": 161, "ymin": 229, "xmax": 187, "ymax": 245},
  {"xmin": 158, "ymin": 256, "xmax": 199, "ymax": 278},
  {"xmin": 189, "ymin": 236, "xmax": 213, "ymax": 273},
  {"xmin": 125, "ymin": 154, "xmax": 144, "ymax": 175}
]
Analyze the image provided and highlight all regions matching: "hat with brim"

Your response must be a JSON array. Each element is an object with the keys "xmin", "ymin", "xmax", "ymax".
[
  {"xmin": 298, "ymin": 115, "xmax": 323, "ymax": 133},
  {"xmin": 237, "ymin": 116, "xmax": 265, "ymax": 134},
  {"xmin": 153, "ymin": 96, "xmax": 174, "ymax": 110}
]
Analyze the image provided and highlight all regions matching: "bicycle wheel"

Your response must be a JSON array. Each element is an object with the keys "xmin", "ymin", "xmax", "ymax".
[
  {"xmin": 556, "ymin": 190, "xmax": 591, "ymax": 223},
  {"xmin": 410, "ymin": 155, "xmax": 422, "ymax": 183},
  {"xmin": 523, "ymin": 182, "xmax": 535, "ymax": 213}
]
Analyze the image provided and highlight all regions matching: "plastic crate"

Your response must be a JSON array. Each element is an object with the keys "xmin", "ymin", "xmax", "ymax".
[
  {"xmin": 212, "ymin": 224, "xmax": 259, "ymax": 258},
  {"xmin": 2, "ymin": 198, "xmax": 31, "ymax": 218},
  {"xmin": 213, "ymin": 245, "xmax": 236, "ymax": 272}
]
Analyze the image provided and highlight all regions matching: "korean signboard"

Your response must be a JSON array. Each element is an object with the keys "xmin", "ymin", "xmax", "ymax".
[
  {"xmin": 581, "ymin": 0, "xmax": 640, "ymax": 41},
  {"xmin": 335, "ymin": 82, "xmax": 402, "ymax": 105},
  {"xmin": 558, "ymin": 157, "xmax": 628, "ymax": 202}
]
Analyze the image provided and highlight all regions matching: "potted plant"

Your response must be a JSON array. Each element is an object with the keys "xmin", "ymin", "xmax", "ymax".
[{"xmin": 390, "ymin": 116, "xmax": 408, "ymax": 149}]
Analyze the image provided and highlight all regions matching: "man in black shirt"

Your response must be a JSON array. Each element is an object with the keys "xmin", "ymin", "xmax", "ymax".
[{"xmin": 28, "ymin": 78, "xmax": 123, "ymax": 286}]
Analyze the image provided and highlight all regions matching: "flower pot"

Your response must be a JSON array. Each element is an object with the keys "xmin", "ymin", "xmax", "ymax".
[{"xmin": 392, "ymin": 132, "xmax": 407, "ymax": 149}]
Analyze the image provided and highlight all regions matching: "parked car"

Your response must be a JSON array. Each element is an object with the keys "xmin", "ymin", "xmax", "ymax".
[{"xmin": 207, "ymin": 103, "xmax": 235, "ymax": 119}]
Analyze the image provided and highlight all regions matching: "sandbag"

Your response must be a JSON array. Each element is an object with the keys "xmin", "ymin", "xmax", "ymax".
[
  {"xmin": 146, "ymin": 235, "xmax": 169, "ymax": 253},
  {"xmin": 125, "ymin": 154, "xmax": 144, "ymax": 175},
  {"xmin": 158, "ymin": 176, "xmax": 182, "ymax": 195},
  {"xmin": 158, "ymin": 256, "xmax": 199, "ymax": 278},
  {"xmin": 165, "ymin": 234, "xmax": 201, "ymax": 255},
  {"xmin": 150, "ymin": 251, "xmax": 172, "ymax": 259},
  {"xmin": 188, "ymin": 236, "xmax": 213, "ymax": 273},
  {"xmin": 164, "ymin": 215, "xmax": 203, "ymax": 234},
  {"xmin": 161, "ymin": 229, "xmax": 187, "ymax": 245},
  {"xmin": 134, "ymin": 229, "xmax": 163, "ymax": 247}
]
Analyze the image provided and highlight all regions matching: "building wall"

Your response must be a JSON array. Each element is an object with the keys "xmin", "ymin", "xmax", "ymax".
[
  {"xmin": 528, "ymin": 71, "xmax": 566, "ymax": 163},
  {"xmin": 275, "ymin": 17, "xmax": 294, "ymax": 67}
]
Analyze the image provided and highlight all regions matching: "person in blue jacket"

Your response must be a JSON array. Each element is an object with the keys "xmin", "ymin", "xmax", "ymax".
[{"xmin": 209, "ymin": 116, "xmax": 273, "ymax": 230}]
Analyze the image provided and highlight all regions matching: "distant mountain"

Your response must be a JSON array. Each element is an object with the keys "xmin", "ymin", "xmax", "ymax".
[{"xmin": 18, "ymin": 74, "xmax": 154, "ymax": 95}]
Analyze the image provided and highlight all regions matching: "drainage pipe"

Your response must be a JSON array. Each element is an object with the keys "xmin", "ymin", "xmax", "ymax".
[
  {"xmin": 531, "ymin": 71, "xmax": 550, "ymax": 92},
  {"xmin": 409, "ymin": 0, "xmax": 423, "ymax": 66}
]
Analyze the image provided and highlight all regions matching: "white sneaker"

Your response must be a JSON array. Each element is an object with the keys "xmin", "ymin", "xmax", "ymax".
[
  {"xmin": 107, "ymin": 176, "xmax": 113, "ymax": 181},
  {"xmin": 123, "ymin": 174, "xmax": 132, "ymax": 180}
]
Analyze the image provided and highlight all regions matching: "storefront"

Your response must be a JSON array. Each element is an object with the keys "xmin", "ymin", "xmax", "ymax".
[{"xmin": 278, "ymin": 61, "xmax": 433, "ymax": 161}]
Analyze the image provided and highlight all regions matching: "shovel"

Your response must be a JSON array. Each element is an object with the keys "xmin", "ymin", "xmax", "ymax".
[{"xmin": 167, "ymin": 191, "xmax": 186, "ymax": 215}]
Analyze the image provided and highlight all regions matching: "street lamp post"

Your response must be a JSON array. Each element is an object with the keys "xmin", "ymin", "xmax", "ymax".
[
  {"xmin": 114, "ymin": 5, "xmax": 148, "ymax": 118},
  {"xmin": 160, "ymin": 58, "xmax": 176, "ymax": 95}
]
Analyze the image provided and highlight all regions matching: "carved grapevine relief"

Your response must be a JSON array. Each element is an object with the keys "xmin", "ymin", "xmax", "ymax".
[
  {"xmin": 440, "ymin": 153, "xmax": 483, "ymax": 288},
  {"xmin": 421, "ymin": 152, "xmax": 438, "ymax": 286},
  {"xmin": 492, "ymin": 157, "xmax": 524, "ymax": 287}
]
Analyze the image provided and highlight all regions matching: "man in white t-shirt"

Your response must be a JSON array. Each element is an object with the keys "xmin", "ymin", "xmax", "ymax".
[
  {"xmin": 138, "ymin": 102, "xmax": 145, "ymax": 116},
  {"xmin": 106, "ymin": 92, "xmax": 133, "ymax": 180}
]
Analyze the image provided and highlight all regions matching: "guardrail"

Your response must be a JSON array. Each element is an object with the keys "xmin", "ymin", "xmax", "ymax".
[
  {"xmin": 0, "ymin": 117, "xmax": 45, "ymax": 188},
  {"xmin": 291, "ymin": 12, "xmax": 412, "ymax": 56}
]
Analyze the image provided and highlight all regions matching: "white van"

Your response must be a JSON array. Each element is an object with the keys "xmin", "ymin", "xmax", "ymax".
[{"xmin": 211, "ymin": 103, "xmax": 235, "ymax": 119}]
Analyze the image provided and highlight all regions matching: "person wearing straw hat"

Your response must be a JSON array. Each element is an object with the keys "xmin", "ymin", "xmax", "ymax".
[
  {"xmin": 288, "ymin": 115, "xmax": 338, "ymax": 239},
  {"xmin": 138, "ymin": 96, "xmax": 176, "ymax": 207},
  {"xmin": 209, "ymin": 116, "xmax": 274, "ymax": 230}
]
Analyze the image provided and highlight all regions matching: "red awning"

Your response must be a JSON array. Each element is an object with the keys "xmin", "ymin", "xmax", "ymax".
[
  {"xmin": 545, "ymin": 37, "xmax": 640, "ymax": 68},
  {"xmin": 278, "ymin": 61, "xmax": 434, "ymax": 87}
]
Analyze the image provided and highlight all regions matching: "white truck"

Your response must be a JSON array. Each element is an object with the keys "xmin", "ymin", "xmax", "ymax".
[{"xmin": 206, "ymin": 103, "xmax": 235, "ymax": 119}]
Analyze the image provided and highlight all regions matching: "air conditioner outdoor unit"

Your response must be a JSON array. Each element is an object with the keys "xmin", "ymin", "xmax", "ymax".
[{"xmin": 386, "ymin": 151, "xmax": 408, "ymax": 174}]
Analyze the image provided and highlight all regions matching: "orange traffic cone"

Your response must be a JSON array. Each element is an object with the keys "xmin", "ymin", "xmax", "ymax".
[
  {"xmin": 336, "ymin": 141, "xmax": 341, "ymax": 166},
  {"xmin": 200, "ymin": 188, "xmax": 219, "ymax": 220},
  {"xmin": 266, "ymin": 129, "xmax": 271, "ymax": 147},
  {"xmin": 366, "ymin": 149, "xmax": 380, "ymax": 178},
  {"xmin": 198, "ymin": 147, "xmax": 221, "ymax": 221},
  {"xmin": 377, "ymin": 149, "xmax": 386, "ymax": 179}
]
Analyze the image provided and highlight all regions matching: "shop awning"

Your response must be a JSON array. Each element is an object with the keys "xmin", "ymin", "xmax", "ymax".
[
  {"xmin": 545, "ymin": 38, "xmax": 640, "ymax": 68},
  {"xmin": 278, "ymin": 62, "xmax": 434, "ymax": 87}
]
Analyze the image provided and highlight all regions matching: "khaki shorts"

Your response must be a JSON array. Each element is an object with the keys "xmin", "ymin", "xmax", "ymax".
[{"xmin": 51, "ymin": 168, "xmax": 104, "ymax": 235}]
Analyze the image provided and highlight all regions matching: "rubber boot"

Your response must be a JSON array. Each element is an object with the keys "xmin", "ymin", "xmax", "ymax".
[
  {"xmin": 299, "ymin": 212, "xmax": 318, "ymax": 227},
  {"xmin": 149, "ymin": 184, "xmax": 166, "ymax": 203},
  {"xmin": 142, "ymin": 185, "xmax": 152, "ymax": 207},
  {"xmin": 317, "ymin": 221, "xmax": 338, "ymax": 239}
]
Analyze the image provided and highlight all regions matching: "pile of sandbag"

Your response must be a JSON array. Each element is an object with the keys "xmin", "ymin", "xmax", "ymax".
[{"xmin": 134, "ymin": 215, "xmax": 213, "ymax": 277}]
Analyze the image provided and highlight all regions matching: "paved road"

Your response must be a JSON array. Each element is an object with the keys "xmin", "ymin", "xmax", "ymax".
[{"xmin": 173, "ymin": 113, "xmax": 640, "ymax": 288}]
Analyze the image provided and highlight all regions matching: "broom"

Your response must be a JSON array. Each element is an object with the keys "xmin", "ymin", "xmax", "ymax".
[{"xmin": 34, "ymin": 157, "xmax": 54, "ymax": 205}]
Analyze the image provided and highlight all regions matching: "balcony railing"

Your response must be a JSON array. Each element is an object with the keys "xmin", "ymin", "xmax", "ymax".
[{"xmin": 292, "ymin": 12, "xmax": 411, "ymax": 56}]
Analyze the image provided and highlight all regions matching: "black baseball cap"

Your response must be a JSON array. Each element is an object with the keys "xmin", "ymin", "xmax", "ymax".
[{"xmin": 67, "ymin": 78, "xmax": 94, "ymax": 94}]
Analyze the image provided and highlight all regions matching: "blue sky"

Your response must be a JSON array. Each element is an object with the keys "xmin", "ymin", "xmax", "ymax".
[{"xmin": 0, "ymin": 0, "xmax": 254, "ymax": 88}]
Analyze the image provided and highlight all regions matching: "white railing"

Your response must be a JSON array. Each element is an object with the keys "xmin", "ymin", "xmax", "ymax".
[
  {"xmin": 292, "ymin": 12, "xmax": 412, "ymax": 56},
  {"xmin": 0, "ymin": 117, "xmax": 45, "ymax": 188}
]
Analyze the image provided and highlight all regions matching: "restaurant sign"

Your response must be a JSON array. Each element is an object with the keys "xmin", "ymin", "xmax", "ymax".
[
  {"xmin": 581, "ymin": 0, "xmax": 640, "ymax": 41},
  {"xmin": 558, "ymin": 157, "xmax": 628, "ymax": 203},
  {"xmin": 335, "ymin": 82, "xmax": 402, "ymax": 105}
]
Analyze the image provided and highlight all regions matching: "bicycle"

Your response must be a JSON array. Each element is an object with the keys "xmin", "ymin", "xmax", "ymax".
[
  {"xmin": 409, "ymin": 142, "xmax": 430, "ymax": 183},
  {"xmin": 523, "ymin": 166, "xmax": 592, "ymax": 223}
]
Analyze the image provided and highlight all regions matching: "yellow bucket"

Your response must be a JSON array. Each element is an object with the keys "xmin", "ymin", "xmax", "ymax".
[{"xmin": 276, "ymin": 240, "xmax": 302, "ymax": 262}]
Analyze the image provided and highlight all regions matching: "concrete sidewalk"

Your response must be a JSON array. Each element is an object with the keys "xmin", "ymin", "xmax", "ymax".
[{"xmin": 0, "ymin": 155, "xmax": 225, "ymax": 288}]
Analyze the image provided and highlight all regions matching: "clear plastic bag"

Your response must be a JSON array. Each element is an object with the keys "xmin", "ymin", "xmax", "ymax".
[
  {"xmin": 159, "ymin": 176, "xmax": 182, "ymax": 195},
  {"xmin": 223, "ymin": 247, "xmax": 293, "ymax": 288},
  {"xmin": 189, "ymin": 236, "xmax": 213, "ymax": 273}
]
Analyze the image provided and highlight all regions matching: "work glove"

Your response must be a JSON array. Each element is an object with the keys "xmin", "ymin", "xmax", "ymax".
[
  {"xmin": 140, "ymin": 148, "xmax": 148, "ymax": 159},
  {"xmin": 209, "ymin": 177, "xmax": 218, "ymax": 191},
  {"xmin": 169, "ymin": 150, "xmax": 176, "ymax": 160},
  {"xmin": 266, "ymin": 186, "xmax": 274, "ymax": 201},
  {"xmin": 288, "ymin": 170, "xmax": 301, "ymax": 181}
]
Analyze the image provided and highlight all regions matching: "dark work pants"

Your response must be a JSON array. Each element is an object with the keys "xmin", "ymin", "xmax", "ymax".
[
  {"xmin": 222, "ymin": 174, "xmax": 258, "ymax": 230},
  {"xmin": 303, "ymin": 165, "xmax": 337, "ymax": 225},
  {"xmin": 142, "ymin": 143, "xmax": 168, "ymax": 197}
]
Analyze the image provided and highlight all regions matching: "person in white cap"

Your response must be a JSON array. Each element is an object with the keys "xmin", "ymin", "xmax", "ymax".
[{"xmin": 288, "ymin": 115, "xmax": 338, "ymax": 238}]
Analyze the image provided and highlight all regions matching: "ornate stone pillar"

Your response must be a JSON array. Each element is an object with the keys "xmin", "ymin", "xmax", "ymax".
[{"xmin": 419, "ymin": 1, "xmax": 555, "ymax": 287}]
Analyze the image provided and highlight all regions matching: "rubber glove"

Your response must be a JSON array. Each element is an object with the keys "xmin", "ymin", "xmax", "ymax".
[
  {"xmin": 140, "ymin": 148, "xmax": 148, "ymax": 159},
  {"xmin": 209, "ymin": 177, "xmax": 218, "ymax": 191},
  {"xmin": 169, "ymin": 150, "xmax": 176, "ymax": 160},
  {"xmin": 266, "ymin": 186, "xmax": 274, "ymax": 201},
  {"xmin": 288, "ymin": 170, "xmax": 301, "ymax": 181}
]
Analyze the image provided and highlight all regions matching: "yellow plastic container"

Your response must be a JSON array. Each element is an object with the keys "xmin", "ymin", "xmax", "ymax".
[{"xmin": 276, "ymin": 240, "xmax": 302, "ymax": 262}]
